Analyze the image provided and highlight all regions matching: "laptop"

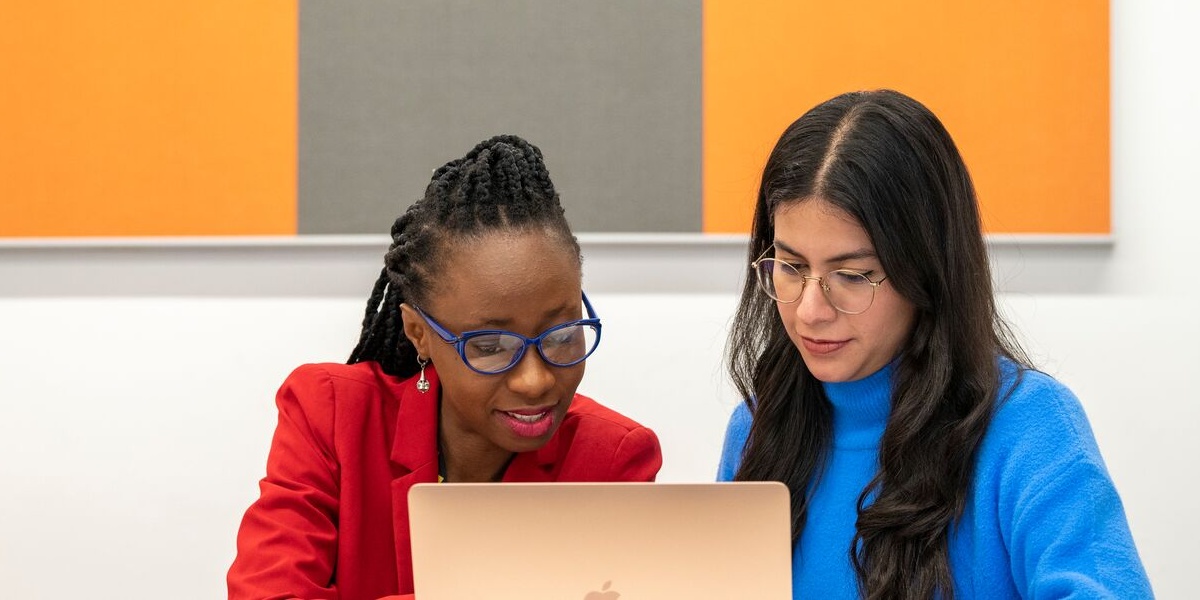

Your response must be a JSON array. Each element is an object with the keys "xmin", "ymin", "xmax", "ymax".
[{"xmin": 408, "ymin": 481, "xmax": 792, "ymax": 599}]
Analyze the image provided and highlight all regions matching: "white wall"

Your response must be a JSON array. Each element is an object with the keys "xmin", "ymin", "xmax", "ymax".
[{"xmin": 1, "ymin": 1, "xmax": 1196, "ymax": 597}]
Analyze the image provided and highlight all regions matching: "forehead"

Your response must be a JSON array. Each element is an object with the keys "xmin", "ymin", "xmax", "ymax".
[
  {"xmin": 428, "ymin": 229, "xmax": 581, "ymax": 314},
  {"xmin": 772, "ymin": 199, "xmax": 873, "ymax": 256}
]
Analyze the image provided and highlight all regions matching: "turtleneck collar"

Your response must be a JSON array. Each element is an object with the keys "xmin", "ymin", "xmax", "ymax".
[{"xmin": 821, "ymin": 362, "xmax": 895, "ymax": 449}]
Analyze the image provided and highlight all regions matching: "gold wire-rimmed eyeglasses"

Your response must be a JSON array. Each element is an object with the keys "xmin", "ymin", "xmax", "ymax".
[{"xmin": 750, "ymin": 249, "xmax": 889, "ymax": 315}]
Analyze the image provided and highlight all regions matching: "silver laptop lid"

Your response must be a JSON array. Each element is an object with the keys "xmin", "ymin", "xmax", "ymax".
[{"xmin": 408, "ymin": 481, "xmax": 792, "ymax": 600}]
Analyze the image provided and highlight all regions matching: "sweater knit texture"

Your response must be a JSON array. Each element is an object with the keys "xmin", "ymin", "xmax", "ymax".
[{"xmin": 717, "ymin": 359, "xmax": 1153, "ymax": 599}]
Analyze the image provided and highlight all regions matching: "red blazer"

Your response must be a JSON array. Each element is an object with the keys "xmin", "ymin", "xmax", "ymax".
[{"xmin": 228, "ymin": 361, "xmax": 662, "ymax": 600}]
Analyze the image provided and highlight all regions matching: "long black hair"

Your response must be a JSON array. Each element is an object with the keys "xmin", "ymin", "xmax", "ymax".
[
  {"xmin": 727, "ymin": 90, "xmax": 1029, "ymax": 599},
  {"xmin": 347, "ymin": 134, "xmax": 580, "ymax": 378}
]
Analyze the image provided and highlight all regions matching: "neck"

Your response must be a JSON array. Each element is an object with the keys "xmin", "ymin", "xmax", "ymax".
[
  {"xmin": 821, "ymin": 362, "xmax": 895, "ymax": 449},
  {"xmin": 437, "ymin": 398, "xmax": 514, "ymax": 482},
  {"xmin": 440, "ymin": 442, "xmax": 513, "ymax": 482}
]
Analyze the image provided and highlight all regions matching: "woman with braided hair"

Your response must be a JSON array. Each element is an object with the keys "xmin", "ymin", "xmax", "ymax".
[
  {"xmin": 229, "ymin": 135, "xmax": 662, "ymax": 600},
  {"xmin": 718, "ymin": 91, "xmax": 1151, "ymax": 598}
]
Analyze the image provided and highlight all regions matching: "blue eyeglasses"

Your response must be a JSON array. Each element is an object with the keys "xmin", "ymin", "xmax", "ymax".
[{"xmin": 412, "ymin": 292, "xmax": 602, "ymax": 375}]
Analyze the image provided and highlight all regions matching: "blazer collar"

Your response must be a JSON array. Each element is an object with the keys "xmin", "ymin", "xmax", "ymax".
[
  {"xmin": 389, "ymin": 365, "xmax": 439, "ymax": 594},
  {"xmin": 387, "ymin": 363, "xmax": 571, "ymax": 591},
  {"xmin": 389, "ymin": 365, "xmax": 440, "ymax": 474},
  {"xmin": 389, "ymin": 364, "xmax": 567, "ymax": 477}
]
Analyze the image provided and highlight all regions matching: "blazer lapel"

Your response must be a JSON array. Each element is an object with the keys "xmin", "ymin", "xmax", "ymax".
[
  {"xmin": 389, "ymin": 366, "xmax": 440, "ymax": 594},
  {"xmin": 389, "ymin": 371, "xmax": 569, "ymax": 590}
]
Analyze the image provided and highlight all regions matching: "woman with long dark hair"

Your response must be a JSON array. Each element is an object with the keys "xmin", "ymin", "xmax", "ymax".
[{"xmin": 718, "ymin": 90, "xmax": 1151, "ymax": 599}]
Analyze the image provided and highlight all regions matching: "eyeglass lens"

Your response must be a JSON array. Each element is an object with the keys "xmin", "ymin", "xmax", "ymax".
[
  {"xmin": 463, "ymin": 322, "xmax": 600, "ymax": 373},
  {"xmin": 755, "ymin": 259, "xmax": 876, "ymax": 314}
]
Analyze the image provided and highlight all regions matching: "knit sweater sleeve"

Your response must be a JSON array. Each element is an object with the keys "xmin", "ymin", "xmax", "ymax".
[{"xmin": 985, "ymin": 368, "xmax": 1154, "ymax": 599}]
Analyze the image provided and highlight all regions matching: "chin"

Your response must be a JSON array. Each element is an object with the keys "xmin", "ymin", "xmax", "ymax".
[
  {"xmin": 507, "ymin": 428, "xmax": 559, "ymax": 453},
  {"xmin": 801, "ymin": 357, "xmax": 863, "ymax": 383},
  {"xmin": 808, "ymin": 370, "xmax": 855, "ymax": 383}
]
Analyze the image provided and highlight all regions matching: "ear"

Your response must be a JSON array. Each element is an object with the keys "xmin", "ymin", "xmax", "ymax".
[{"xmin": 399, "ymin": 303, "xmax": 433, "ymax": 360}]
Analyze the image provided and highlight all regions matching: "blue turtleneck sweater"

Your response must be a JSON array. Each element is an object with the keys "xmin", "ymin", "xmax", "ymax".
[{"xmin": 717, "ymin": 359, "xmax": 1153, "ymax": 598}]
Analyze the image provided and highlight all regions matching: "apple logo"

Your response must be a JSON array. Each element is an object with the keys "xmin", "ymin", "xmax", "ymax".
[{"xmin": 584, "ymin": 580, "xmax": 620, "ymax": 600}]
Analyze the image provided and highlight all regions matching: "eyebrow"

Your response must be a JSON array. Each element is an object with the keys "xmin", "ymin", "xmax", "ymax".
[
  {"xmin": 461, "ymin": 300, "xmax": 580, "ymax": 331},
  {"xmin": 773, "ymin": 240, "xmax": 877, "ymax": 263}
]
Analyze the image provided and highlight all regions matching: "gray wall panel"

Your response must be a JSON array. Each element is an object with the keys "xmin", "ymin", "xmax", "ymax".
[{"xmin": 299, "ymin": 0, "xmax": 701, "ymax": 234}]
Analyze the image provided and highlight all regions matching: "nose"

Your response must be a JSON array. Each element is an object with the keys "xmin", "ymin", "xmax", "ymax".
[
  {"xmin": 793, "ymin": 277, "xmax": 837, "ymax": 326},
  {"xmin": 506, "ymin": 346, "xmax": 556, "ymax": 400}
]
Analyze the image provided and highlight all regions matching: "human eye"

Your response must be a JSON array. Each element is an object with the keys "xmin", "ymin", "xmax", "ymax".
[
  {"xmin": 464, "ymin": 334, "xmax": 511, "ymax": 358},
  {"xmin": 539, "ymin": 323, "xmax": 598, "ymax": 365},
  {"xmin": 773, "ymin": 259, "xmax": 807, "ymax": 277},
  {"xmin": 831, "ymin": 269, "xmax": 873, "ymax": 285},
  {"xmin": 542, "ymin": 325, "xmax": 581, "ymax": 348}
]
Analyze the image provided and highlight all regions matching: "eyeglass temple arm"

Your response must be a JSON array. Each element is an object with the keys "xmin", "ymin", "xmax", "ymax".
[{"xmin": 581, "ymin": 291, "xmax": 599, "ymax": 320}]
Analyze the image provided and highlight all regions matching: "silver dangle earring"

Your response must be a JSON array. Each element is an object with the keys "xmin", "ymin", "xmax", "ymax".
[{"xmin": 416, "ymin": 357, "xmax": 430, "ymax": 393}]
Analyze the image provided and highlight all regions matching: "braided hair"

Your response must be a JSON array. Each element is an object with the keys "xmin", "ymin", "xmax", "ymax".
[{"xmin": 347, "ymin": 134, "xmax": 581, "ymax": 377}]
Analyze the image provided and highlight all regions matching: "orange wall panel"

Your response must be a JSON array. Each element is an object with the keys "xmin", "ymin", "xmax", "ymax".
[
  {"xmin": 703, "ymin": 0, "xmax": 1109, "ymax": 235},
  {"xmin": 0, "ymin": 1, "xmax": 297, "ymax": 236}
]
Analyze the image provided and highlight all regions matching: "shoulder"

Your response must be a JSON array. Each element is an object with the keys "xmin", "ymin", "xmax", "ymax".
[
  {"xmin": 562, "ymin": 394, "xmax": 656, "ymax": 440},
  {"xmin": 725, "ymin": 401, "xmax": 754, "ymax": 437},
  {"xmin": 271, "ymin": 361, "xmax": 413, "ymax": 464},
  {"xmin": 280, "ymin": 361, "xmax": 405, "ymax": 402},
  {"xmin": 559, "ymin": 394, "xmax": 662, "ymax": 456},
  {"xmin": 716, "ymin": 402, "xmax": 754, "ymax": 481},
  {"xmin": 978, "ymin": 363, "xmax": 1151, "ymax": 595},
  {"xmin": 546, "ymin": 394, "xmax": 662, "ymax": 480},
  {"xmin": 720, "ymin": 402, "xmax": 754, "ymax": 455},
  {"xmin": 989, "ymin": 359, "xmax": 1097, "ymax": 451},
  {"xmin": 980, "ymin": 358, "xmax": 1108, "ymax": 493},
  {"xmin": 274, "ymin": 361, "xmax": 408, "ymax": 429},
  {"xmin": 284, "ymin": 361, "xmax": 401, "ymax": 390}
]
